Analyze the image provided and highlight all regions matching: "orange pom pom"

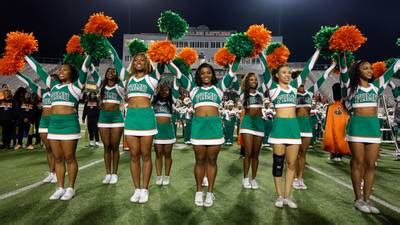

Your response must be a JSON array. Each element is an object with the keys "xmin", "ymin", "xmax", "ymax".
[
  {"xmin": 214, "ymin": 48, "xmax": 236, "ymax": 67},
  {"xmin": 177, "ymin": 48, "xmax": 198, "ymax": 65},
  {"xmin": 5, "ymin": 31, "xmax": 38, "ymax": 57},
  {"xmin": 147, "ymin": 40, "xmax": 177, "ymax": 63},
  {"xmin": 66, "ymin": 35, "xmax": 83, "ymax": 54},
  {"xmin": 267, "ymin": 45, "xmax": 290, "ymax": 69},
  {"xmin": 246, "ymin": 24, "xmax": 272, "ymax": 56},
  {"xmin": 0, "ymin": 54, "xmax": 25, "ymax": 76},
  {"xmin": 372, "ymin": 61, "xmax": 386, "ymax": 79},
  {"xmin": 83, "ymin": 12, "xmax": 118, "ymax": 37},
  {"xmin": 329, "ymin": 25, "xmax": 367, "ymax": 52}
]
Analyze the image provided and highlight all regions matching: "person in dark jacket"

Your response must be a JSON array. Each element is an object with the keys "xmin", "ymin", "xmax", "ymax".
[
  {"xmin": 0, "ymin": 89, "xmax": 15, "ymax": 149},
  {"xmin": 15, "ymin": 91, "xmax": 35, "ymax": 150},
  {"xmin": 82, "ymin": 91, "xmax": 100, "ymax": 147}
]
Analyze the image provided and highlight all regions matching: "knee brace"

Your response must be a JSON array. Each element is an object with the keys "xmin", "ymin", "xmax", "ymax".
[{"xmin": 272, "ymin": 154, "xmax": 285, "ymax": 177}]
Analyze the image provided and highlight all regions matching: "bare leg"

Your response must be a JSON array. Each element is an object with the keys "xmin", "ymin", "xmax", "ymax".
[
  {"xmin": 140, "ymin": 136, "xmax": 154, "ymax": 189},
  {"xmin": 40, "ymin": 133, "xmax": 54, "ymax": 172},
  {"xmin": 349, "ymin": 142, "xmax": 365, "ymax": 201},
  {"xmin": 193, "ymin": 145, "xmax": 207, "ymax": 192},
  {"xmin": 99, "ymin": 128, "xmax": 111, "ymax": 174},
  {"xmin": 154, "ymin": 144, "xmax": 164, "ymax": 176},
  {"xmin": 62, "ymin": 140, "xmax": 78, "ymax": 188},
  {"xmin": 126, "ymin": 136, "xmax": 141, "ymax": 189},
  {"xmin": 363, "ymin": 143, "xmax": 379, "ymax": 201},
  {"xmin": 206, "ymin": 145, "xmax": 221, "ymax": 192},
  {"xmin": 164, "ymin": 144, "xmax": 173, "ymax": 176},
  {"xmin": 49, "ymin": 140, "xmax": 64, "ymax": 188},
  {"xmin": 284, "ymin": 144, "xmax": 299, "ymax": 198},
  {"xmin": 251, "ymin": 136, "xmax": 263, "ymax": 179},
  {"xmin": 242, "ymin": 134, "xmax": 253, "ymax": 178},
  {"xmin": 110, "ymin": 127, "xmax": 123, "ymax": 174},
  {"xmin": 297, "ymin": 137, "xmax": 311, "ymax": 179}
]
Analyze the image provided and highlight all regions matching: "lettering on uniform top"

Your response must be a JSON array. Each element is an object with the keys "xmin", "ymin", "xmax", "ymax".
[
  {"xmin": 196, "ymin": 92, "xmax": 218, "ymax": 102},
  {"xmin": 276, "ymin": 93, "xmax": 296, "ymax": 104},
  {"xmin": 354, "ymin": 92, "xmax": 377, "ymax": 103},
  {"xmin": 105, "ymin": 91, "xmax": 118, "ymax": 100},
  {"xmin": 154, "ymin": 104, "xmax": 171, "ymax": 114},
  {"xmin": 51, "ymin": 91, "xmax": 70, "ymax": 101},
  {"xmin": 43, "ymin": 97, "xmax": 52, "ymax": 105},
  {"xmin": 297, "ymin": 95, "xmax": 312, "ymax": 105},
  {"xmin": 249, "ymin": 95, "xmax": 263, "ymax": 105},
  {"xmin": 127, "ymin": 83, "xmax": 148, "ymax": 93}
]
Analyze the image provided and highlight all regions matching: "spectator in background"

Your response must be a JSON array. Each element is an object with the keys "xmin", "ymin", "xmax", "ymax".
[
  {"xmin": 82, "ymin": 91, "xmax": 100, "ymax": 147},
  {"xmin": 0, "ymin": 89, "xmax": 15, "ymax": 149},
  {"xmin": 15, "ymin": 91, "xmax": 35, "ymax": 150}
]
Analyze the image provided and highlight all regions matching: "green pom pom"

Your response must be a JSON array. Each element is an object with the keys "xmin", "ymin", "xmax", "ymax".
[
  {"xmin": 173, "ymin": 58, "xmax": 191, "ymax": 76},
  {"xmin": 397, "ymin": 38, "xmax": 400, "ymax": 47},
  {"xmin": 225, "ymin": 33, "xmax": 254, "ymax": 58},
  {"xmin": 63, "ymin": 53, "xmax": 85, "ymax": 70},
  {"xmin": 128, "ymin": 38, "xmax": 148, "ymax": 57},
  {"xmin": 386, "ymin": 58, "xmax": 400, "ymax": 78},
  {"xmin": 266, "ymin": 42, "xmax": 282, "ymax": 55},
  {"xmin": 80, "ymin": 33, "xmax": 110, "ymax": 61},
  {"xmin": 313, "ymin": 25, "xmax": 339, "ymax": 60},
  {"xmin": 158, "ymin": 10, "xmax": 189, "ymax": 40}
]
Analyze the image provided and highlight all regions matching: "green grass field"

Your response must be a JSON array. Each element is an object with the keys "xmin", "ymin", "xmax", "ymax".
[{"xmin": 0, "ymin": 135, "xmax": 399, "ymax": 225}]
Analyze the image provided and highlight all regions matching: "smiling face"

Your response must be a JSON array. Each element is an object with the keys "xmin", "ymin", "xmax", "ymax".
[
  {"xmin": 200, "ymin": 66, "xmax": 213, "ymax": 85},
  {"xmin": 275, "ymin": 66, "xmax": 291, "ymax": 85},
  {"xmin": 106, "ymin": 68, "xmax": 117, "ymax": 80},
  {"xmin": 358, "ymin": 62, "xmax": 373, "ymax": 81},
  {"xmin": 58, "ymin": 65, "xmax": 73, "ymax": 82},
  {"xmin": 247, "ymin": 74, "xmax": 258, "ymax": 89}
]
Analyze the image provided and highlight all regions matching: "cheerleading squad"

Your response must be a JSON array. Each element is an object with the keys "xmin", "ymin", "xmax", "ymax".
[
  {"xmin": 1, "ymin": 11, "xmax": 400, "ymax": 214},
  {"xmin": 3, "ymin": 42, "xmax": 397, "ymax": 214}
]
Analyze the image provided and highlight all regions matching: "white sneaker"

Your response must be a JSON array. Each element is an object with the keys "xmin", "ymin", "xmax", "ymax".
[
  {"xmin": 130, "ymin": 189, "xmax": 141, "ymax": 203},
  {"xmin": 139, "ymin": 189, "xmax": 149, "ymax": 203},
  {"xmin": 366, "ymin": 201, "xmax": 380, "ymax": 214},
  {"xmin": 50, "ymin": 174, "xmax": 57, "ymax": 183},
  {"xmin": 292, "ymin": 178, "xmax": 301, "ymax": 190},
  {"xmin": 274, "ymin": 196, "xmax": 284, "ymax": 208},
  {"xmin": 195, "ymin": 191, "xmax": 204, "ymax": 206},
  {"xmin": 49, "ymin": 187, "xmax": 65, "ymax": 200},
  {"xmin": 102, "ymin": 174, "xmax": 112, "ymax": 184},
  {"xmin": 250, "ymin": 179, "xmax": 259, "ymax": 189},
  {"xmin": 203, "ymin": 192, "xmax": 215, "ymax": 207},
  {"xmin": 202, "ymin": 177, "xmax": 208, "ymax": 187},
  {"xmin": 162, "ymin": 176, "xmax": 170, "ymax": 185},
  {"xmin": 89, "ymin": 141, "xmax": 95, "ymax": 146},
  {"xmin": 60, "ymin": 187, "xmax": 75, "ymax": 201},
  {"xmin": 298, "ymin": 179, "xmax": 307, "ymax": 190},
  {"xmin": 242, "ymin": 178, "xmax": 251, "ymax": 189},
  {"xmin": 95, "ymin": 142, "xmax": 100, "ymax": 146},
  {"xmin": 156, "ymin": 176, "xmax": 163, "ymax": 185},
  {"xmin": 284, "ymin": 197, "xmax": 298, "ymax": 208},
  {"xmin": 109, "ymin": 174, "xmax": 118, "ymax": 184},
  {"xmin": 43, "ymin": 172, "xmax": 54, "ymax": 183},
  {"xmin": 354, "ymin": 199, "xmax": 371, "ymax": 213}
]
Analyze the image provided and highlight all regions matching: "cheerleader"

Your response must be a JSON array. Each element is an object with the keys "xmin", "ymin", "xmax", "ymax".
[
  {"xmin": 222, "ymin": 100, "xmax": 238, "ymax": 146},
  {"xmin": 91, "ymin": 67, "xmax": 124, "ymax": 184},
  {"xmin": 167, "ymin": 60, "xmax": 238, "ymax": 207},
  {"xmin": 25, "ymin": 55, "xmax": 90, "ymax": 200},
  {"xmin": 107, "ymin": 40, "xmax": 164, "ymax": 203},
  {"xmin": 232, "ymin": 70, "xmax": 267, "ymax": 189},
  {"xmin": 16, "ymin": 73, "xmax": 56, "ymax": 183},
  {"xmin": 344, "ymin": 57, "xmax": 400, "ymax": 213},
  {"xmin": 292, "ymin": 62, "xmax": 335, "ymax": 190},
  {"xmin": 260, "ymin": 49, "xmax": 319, "ymax": 208},
  {"xmin": 153, "ymin": 81, "xmax": 179, "ymax": 186}
]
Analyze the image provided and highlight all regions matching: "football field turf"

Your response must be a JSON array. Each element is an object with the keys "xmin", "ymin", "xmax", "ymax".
[{"xmin": 0, "ymin": 137, "xmax": 399, "ymax": 225}]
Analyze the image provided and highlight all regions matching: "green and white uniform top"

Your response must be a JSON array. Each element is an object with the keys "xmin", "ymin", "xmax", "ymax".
[
  {"xmin": 91, "ymin": 67, "xmax": 125, "ymax": 105},
  {"xmin": 107, "ymin": 39, "xmax": 163, "ymax": 101},
  {"xmin": 16, "ymin": 72, "xmax": 52, "ymax": 108},
  {"xmin": 24, "ymin": 55, "xmax": 90, "ymax": 107},
  {"xmin": 260, "ymin": 49, "xmax": 320, "ymax": 109},
  {"xmin": 153, "ymin": 101, "xmax": 173, "ymax": 118},
  {"xmin": 232, "ymin": 76, "xmax": 266, "ymax": 109},
  {"xmin": 347, "ymin": 59, "xmax": 400, "ymax": 110},
  {"xmin": 296, "ymin": 62, "xmax": 336, "ymax": 108}
]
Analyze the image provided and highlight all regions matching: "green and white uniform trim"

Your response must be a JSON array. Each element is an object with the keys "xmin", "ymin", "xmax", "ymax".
[
  {"xmin": 268, "ymin": 117, "xmax": 302, "ymax": 144},
  {"xmin": 346, "ymin": 59, "xmax": 400, "ymax": 143},
  {"xmin": 125, "ymin": 107, "xmax": 158, "ymax": 136},
  {"xmin": 91, "ymin": 68, "xmax": 125, "ymax": 128},
  {"xmin": 168, "ymin": 63, "xmax": 236, "ymax": 145},
  {"xmin": 16, "ymin": 72, "xmax": 51, "ymax": 133},
  {"xmin": 25, "ymin": 55, "xmax": 90, "ymax": 140}
]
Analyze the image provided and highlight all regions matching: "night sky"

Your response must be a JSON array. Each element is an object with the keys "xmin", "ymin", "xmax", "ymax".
[{"xmin": 1, "ymin": 0, "xmax": 399, "ymax": 62}]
